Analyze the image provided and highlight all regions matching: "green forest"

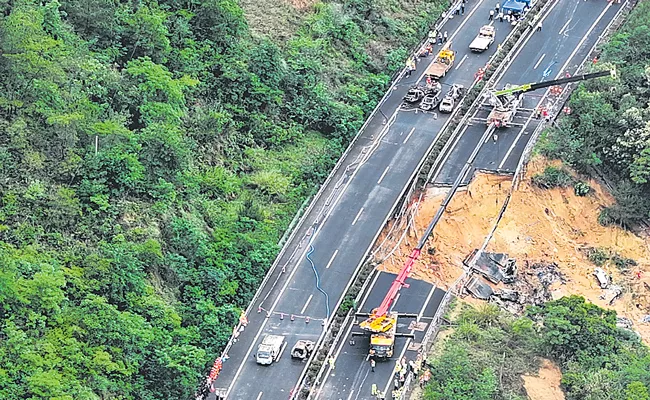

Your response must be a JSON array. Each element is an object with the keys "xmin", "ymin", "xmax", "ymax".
[
  {"xmin": 423, "ymin": 297, "xmax": 650, "ymax": 400},
  {"xmin": 539, "ymin": 0, "xmax": 650, "ymax": 228},
  {"xmin": 0, "ymin": 0, "xmax": 448, "ymax": 398}
]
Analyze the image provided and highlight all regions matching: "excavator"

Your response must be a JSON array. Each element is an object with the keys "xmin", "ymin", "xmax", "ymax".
[{"xmin": 487, "ymin": 68, "xmax": 616, "ymax": 128}]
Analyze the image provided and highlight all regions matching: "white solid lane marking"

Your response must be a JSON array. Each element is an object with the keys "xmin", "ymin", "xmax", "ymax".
[
  {"xmin": 533, "ymin": 53, "xmax": 546, "ymax": 69},
  {"xmin": 455, "ymin": 54, "xmax": 468, "ymax": 70},
  {"xmin": 301, "ymin": 294, "xmax": 314, "ymax": 314},
  {"xmin": 377, "ymin": 166, "xmax": 390, "ymax": 184},
  {"xmin": 559, "ymin": 18, "xmax": 572, "ymax": 35},
  {"xmin": 256, "ymin": 392, "xmax": 263, "ymax": 400},
  {"xmin": 325, "ymin": 250, "xmax": 339, "ymax": 269},
  {"xmin": 352, "ymin": 208, "xmax": 364, "ymax": 226},
  {"xmin": 403, "ymin": 127, "xmax": 416, "ymax": 144},
  {"xmin": 500, "ymin": 2, "xmax": 613, "ymax": 171},
  {"xmin": 498, "ymin": 130, "xmax": 524, "ymax": 170}
]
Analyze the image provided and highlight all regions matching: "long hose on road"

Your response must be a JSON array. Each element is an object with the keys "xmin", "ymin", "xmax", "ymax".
[{"xmin": 306, "ymin": 245, "xmax": 331, "ymax": 319}]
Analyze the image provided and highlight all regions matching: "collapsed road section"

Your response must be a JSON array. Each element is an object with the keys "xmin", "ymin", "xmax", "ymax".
[
  {"xmin": 203, "ymin": 0, "xmax": 515, "ymax": 398},
  {"xmin": 310, "ymin": 0, "xmax": 624, "ymax": 398}
]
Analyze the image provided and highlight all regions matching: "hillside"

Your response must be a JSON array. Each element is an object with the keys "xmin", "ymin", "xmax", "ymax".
[{"xmin": 0, "ymin": 0, "xmax": 445, "ymax": 399}]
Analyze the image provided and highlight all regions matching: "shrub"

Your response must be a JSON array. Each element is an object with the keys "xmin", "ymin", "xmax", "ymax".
[
  {"xmin": 532, "ymin": 166, "xmax": 573, "ymax": 189},
  {"xmin": 574, "ymin": 181, "xmax": 591, "ymax": 196}
]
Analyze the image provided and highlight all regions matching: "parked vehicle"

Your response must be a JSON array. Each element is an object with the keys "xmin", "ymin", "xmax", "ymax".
[
  {"xmin": 469, "ymin": 25, "xmax": 495, "ymax": 52},
  {"xmin": 256, "ymin": 335, "xmax": 286, "ymax": 365}
]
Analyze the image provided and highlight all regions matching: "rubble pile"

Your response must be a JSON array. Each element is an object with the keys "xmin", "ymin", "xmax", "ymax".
[{"xmin": 464, "ymin": 252, "xmax": 567, "ymax": 314}]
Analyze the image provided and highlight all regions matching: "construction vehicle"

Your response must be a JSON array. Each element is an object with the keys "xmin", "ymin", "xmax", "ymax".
[
  {"xmin": 368, "ymin": 312, "xmax": 398, "ymax": 358},
  {"xmin": 256, "ymin": 335, "xmax": 286, "ymax": 365},
  {"xmin": 357, "ymin": 249, "xmax": 421, "ymax": 359},
  {"xmin": 290, "ymin": 340, "xmax": 315, "ymax": 360},
  {"xmin": 487, "ymin": 68, "xmax": 616, "ymax": 128},
  {"xmin": 469, "ymin": 25, "xmax": 495, "ymax": 52},
  {"xmin": 425, "ymin": 42, "xmax": 455, "ymax": 80},
  {"xmin": 439, "ymin": 84, "xmax": 464, "ymax": 113}
]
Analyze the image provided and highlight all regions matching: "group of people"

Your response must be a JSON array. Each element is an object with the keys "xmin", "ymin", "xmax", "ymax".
[
  {"xmin": 489, "ymin": 2, "xmax": 532, "ymax": 26},
  {"xmin": 367, "ymin": 352, "xmax": 429, "ymax": 399}
]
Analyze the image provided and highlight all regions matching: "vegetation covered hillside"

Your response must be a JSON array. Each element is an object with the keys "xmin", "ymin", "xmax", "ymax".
[
  {"xmin": 423, "ymin": 298, "xmax": 650, "ymax": 400},
  {"xmin": 539, "ymin": 0, "xmax": 650, "ymax": 227},
  {"xmin": 0, "ymin": 0, "xmax": 446, "ymax": 399}
]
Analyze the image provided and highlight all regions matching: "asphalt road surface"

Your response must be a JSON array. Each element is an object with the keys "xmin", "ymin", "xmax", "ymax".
[
  {"xmin": 211, "ymin": 0, "xmax": 513, "ymax": 398},
  {"xmin": 311, "ymin": 0, "xmax": 624, "ymax": 398},
  {"xmin": 313, "ymin": 272, "xmax": 445, "ymax": 400},
  {"xmin": 433, "ymin": 0, "xmax": 621, "ymax": 185}
]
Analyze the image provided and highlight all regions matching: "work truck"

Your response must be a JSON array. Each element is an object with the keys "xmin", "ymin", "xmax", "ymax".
[
  {"xmin": 367, "ymin": 312, "xmax": 398, "ymax": 359},
  {"xmin": 469, "ymin": 25, "xmax": 495, "ymax": 52},
  {"xmin": 425, "ymin": 42, "xmax": 455, "ymax": 80},
  {"xmin": 256, "ymin": 335, "xmax": 286, "ymax": 365}
]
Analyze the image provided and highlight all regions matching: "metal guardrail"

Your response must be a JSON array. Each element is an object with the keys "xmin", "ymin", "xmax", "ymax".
[
  {"xmin": 400, "ymin": 1, "xmax": 634, "ymax": 398},
  {"xmin": 202, "ymin": 1, "xmax": 470, "ymax": 395}
]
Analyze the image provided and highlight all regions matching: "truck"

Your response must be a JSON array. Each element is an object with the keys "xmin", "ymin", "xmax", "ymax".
[
  {"xmin": 256, "ymin": 335, "xmax": 286, "ymax": 365},
  {"xmin": 469, "ymin": 25, "xmax": 495, "ymax": 52},
  {"xmin": 425, "ymin": 42, "xmax": 455, "ymax": 80},
  {"xmin": 368, "ymin": 312, "xmax": 398, "ymax": 359}
]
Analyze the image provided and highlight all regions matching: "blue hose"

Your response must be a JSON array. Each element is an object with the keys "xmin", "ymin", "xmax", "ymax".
[{"xmin": 306, "ymin": 245, "xmax": 331, "ymax": 319}]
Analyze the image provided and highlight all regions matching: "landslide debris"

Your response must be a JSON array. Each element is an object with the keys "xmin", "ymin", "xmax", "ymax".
[{"xmin": 375, "ymin": 156, "xmax": 650, "ymax": 342}]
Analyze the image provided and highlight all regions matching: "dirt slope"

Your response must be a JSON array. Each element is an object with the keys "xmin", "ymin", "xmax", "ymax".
[
  {"xmin": 523, "ymin": 359, "xmax": 565, "ymax": 400},
  {"xmin": 376, "ymin": 156, "xmax": 650, "ymax": 342}
]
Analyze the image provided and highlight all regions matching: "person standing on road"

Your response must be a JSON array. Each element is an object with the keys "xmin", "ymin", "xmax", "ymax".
[
  {"xmin": 371, "ymin": 358, "xmax": 376, "ymax": 372},
  {"xmin": 328, "ymin": 356, "xmax": 335, "ymax": 369},
  {"xmin": 498, "ymin": 11, "xmax": 503, "ymax": 22},
  {"xmin": 496, "ymin": 2, "xmax": 500, "ymax": 12},
  {"xmin": 443, "ymin": 31, "xmax": 448, "ymax": 42},
  {"xmin": 437, "ymin": 32, "xmax": 443, "ymax": 44},
  {"xmin": 489, "ymin": 9, "xmax": 495, "ymax": 20},
  {"xmin": 371, "ymin": 383, "xmax": 378, "ymax": 396},
  {"xmin": 537, "ymin": 21, "xmax": 543, "ymax": 31},
  {"xmin": 428, "ymin": 29, "xmax": 436, "ymax": 45}
]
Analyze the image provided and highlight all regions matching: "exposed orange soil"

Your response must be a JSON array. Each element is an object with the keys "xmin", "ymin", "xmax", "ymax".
[
  {"xmin": 523, "ymin": 359, "xmax": 565, "ymax": 400},
  {"xmin": 375, "ymin": 156, "xmax": 650, "ymax": 342}
]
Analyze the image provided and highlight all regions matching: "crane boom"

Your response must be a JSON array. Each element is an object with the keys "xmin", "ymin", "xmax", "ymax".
[{"xmin": 493, "ymin": 69, "xmax": 615, "ymax": 97}]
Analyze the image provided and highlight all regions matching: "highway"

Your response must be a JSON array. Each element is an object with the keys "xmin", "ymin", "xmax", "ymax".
[
  {"xmin": 433, "ymin": 0, "xmax": 620, "ymax": 185},
  {"xmin": 312, "ymin": 0, "xmax": 623, "ymax": 399},
  {"xmin": 210, "ymin": 0, "xmax": 512, "ymax": 398},
  {"xmin": 314, "ymin": 272, "xmax": 444, "ymax": 400}
]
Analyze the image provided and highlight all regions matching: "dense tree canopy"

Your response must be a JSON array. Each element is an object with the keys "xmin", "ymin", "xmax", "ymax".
[
  {"xmin": 423, "ymin": 298, "xmax": 650, "ymax": 400},
  {"xmin": 0, "ymin": 0, "xmax": 446, "ymax": 398},
  {"xmin": 538, "ymin": 0, "xmax": 650, "ymax": 227}
]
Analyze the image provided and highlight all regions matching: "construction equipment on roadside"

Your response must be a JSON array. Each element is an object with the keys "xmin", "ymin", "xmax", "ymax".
[
  {"xmin": 356, "ymin": 250, "xmax": 421, "ymax": 359},
  {"xmin": 487, "ymin": 68, "xmax": 616, "ymax": 128},
  {"xmin": 425, "ymin": 41, "xmax": 456, "ymax": 80}
]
